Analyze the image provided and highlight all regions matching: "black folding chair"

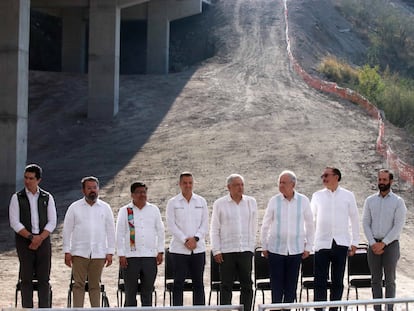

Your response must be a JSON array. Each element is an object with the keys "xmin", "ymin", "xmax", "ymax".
[
  {"xmin": 163, "ymin": 248, "xmax": 193, "ymax": 306},
  {"xmin": 208, "ymin": 251, "xmax": 241, "ymax": 305},
  {"xmin": 67, "ymin": 273, "xmax": 109, "ymax": 307},
  {"xmin": 299, "ymin": 253, "xmax": 332, "ymax": 302},
  {"xmin": 253, "ymin": 247, "xmax": 271, "ymax": 306},
  {"xmin": 347, "ymin": 243, "xmax": 384, "ymax": 300},
  {"xmin": 15, "ymin": 269, "xmax": 52, "ymax": 308},
  {"xmin": 117, "ymin": 267, "xmax": 157, "ymax": 307}
]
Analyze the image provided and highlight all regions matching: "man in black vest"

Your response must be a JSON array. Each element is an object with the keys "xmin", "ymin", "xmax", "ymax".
[{"xmin": 9, "ymin": 164, "xmax": 57, "ymax": 308}]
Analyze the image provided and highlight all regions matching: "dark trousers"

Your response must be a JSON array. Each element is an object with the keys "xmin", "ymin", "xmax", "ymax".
[
  {"xmin": 314, "ymin": 240, "xmax": 348, "ymax": 311},
  {"xmin": 219, "ymin": 252, "xmax": 253, "ymax": 311},
  {"xmin": 367, "ymin": 240, "xmax": 400, "ymax": 311},
  {"xmin": 16, "ymin": 234, "xmax": 51, "ymax": 308},
  {"xmin": 268, "ymin": 252, "xmax": 301, "ymax": 304},
  {"xmin": 171, "ymin": 252, "xmax": 206, "ymax": 306},
  {"xmin": 124, "ymin": 257, "xmax": 157, "ymax": 306}
]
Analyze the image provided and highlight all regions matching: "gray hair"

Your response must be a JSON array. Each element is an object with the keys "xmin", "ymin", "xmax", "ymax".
[
  {"xmin": 278, "ymin": 170, "xmax": 297, "ymax": 185},
  {"xmin": 226, "ymin": 173, "xmax": 245, "ymax": 185}
]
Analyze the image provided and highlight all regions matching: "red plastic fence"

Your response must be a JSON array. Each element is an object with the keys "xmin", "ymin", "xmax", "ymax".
[{"xmin": 283, "ymin": 0, "xmax": 414, "ymax": 185}]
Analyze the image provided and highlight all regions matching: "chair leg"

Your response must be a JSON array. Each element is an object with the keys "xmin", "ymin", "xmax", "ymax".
[
  {"xmin": 262, "ymin": 289, "xmax": 265, "ymax": 304},
  {"xmin": 252, "ymin": 289, "xmax": 256, "ymax": 309}
]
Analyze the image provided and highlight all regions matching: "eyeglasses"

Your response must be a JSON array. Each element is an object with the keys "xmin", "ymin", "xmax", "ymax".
[{"xmin": 320, "ymin": 173, "xmax": 336, "ymax": 179}]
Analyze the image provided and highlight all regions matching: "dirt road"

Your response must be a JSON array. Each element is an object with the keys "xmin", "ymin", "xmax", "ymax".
[{"xmin": 0, "ymin": 0, "xmax": 412, "ymax": 308}]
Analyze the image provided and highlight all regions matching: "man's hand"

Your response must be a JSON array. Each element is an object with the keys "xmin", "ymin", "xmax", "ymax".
[
  {"xmin": 371, "ymin": 242, "xmax": 385, "ymax": 255},
  {"xmin": 262, "ymin": 250, "xmax": 269, "ymax": 258},
  {"xmin": 119, "ymin": 256, "xmax": 128, "ymax": 269},
  {"xmin": 302, "ymin": 250, "xmax": 310, "ymax": 259},
  {"xmin": 105, "ymin": 254, "xmax": 113, "ymax": 267},
  {"xmin": 156, "ymin": 253, "xmax": 164, "ymax": 265},
  {"xmin": 64, "ymin": 253, "xmax": 72, "ymax": 267},
  {"xmin": 184, "ymin": 237, "xmax": 197, "ymax": 250},
  {"xmin": 214, "ymin": 253, "xmax": 224, "ymax": 264},
  {"xmin": 348, "ymin": 245, "xmax": 358, "ymax": 256}
]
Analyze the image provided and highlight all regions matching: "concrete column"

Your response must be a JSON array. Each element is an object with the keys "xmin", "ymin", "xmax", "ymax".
[
  {"xmin": 147, "ymin": 0, "xmax": 170, "ymax": 74},
  {"xmin": 61, "ymin": 7, "xmax": 87, "ymax": 73},
  {"xmin": 88, "ymin": 0, "xmax": 120, "ymax": 119},
  {"xmin": 0, "ymin": 0, "xmax": 30, "ymax": 214}
]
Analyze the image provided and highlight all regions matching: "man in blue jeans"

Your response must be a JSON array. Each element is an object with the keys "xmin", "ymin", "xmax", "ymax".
[{"xmin": 311, "ymin": 167, "xmax": 360, "ymax": 311}]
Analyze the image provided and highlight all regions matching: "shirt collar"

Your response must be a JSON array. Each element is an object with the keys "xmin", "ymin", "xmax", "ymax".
[{"xmin": 25, "ymin": 187, "xmax": 39, "ymax": 196}]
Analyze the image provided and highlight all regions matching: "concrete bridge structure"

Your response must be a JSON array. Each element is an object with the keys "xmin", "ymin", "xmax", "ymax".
[{"xmin": 0, "ymin": 0, "xmax": 208, "ymax": 213}]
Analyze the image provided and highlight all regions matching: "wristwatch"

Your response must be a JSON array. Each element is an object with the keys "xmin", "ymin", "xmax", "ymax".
[
  {"xmin": 194, "ymin": 236, "xmax": 199, "ymax": 242},
  {"xmin": 27, "ymin": 234, "xmax": 33, "ymax": 241}
]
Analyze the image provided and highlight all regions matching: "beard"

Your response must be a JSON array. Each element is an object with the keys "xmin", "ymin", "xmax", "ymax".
[
  {"xmin": 378, "ymin": 183, "xmax": 391, "ymax": 192},
  {"xmin": 86, "ymin": 192, "xmax": 98, "ymax": 202}
]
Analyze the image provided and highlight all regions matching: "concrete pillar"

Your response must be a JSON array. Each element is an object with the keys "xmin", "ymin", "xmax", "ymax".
[
  {"xmin": 61, "ymin": 7, "xmax": 87, "ymax": 73},
  {"xmin": 88, "ymin": 0, "xmax": 120, "ymax": 119},
  {"xmin": 0, "ymin": 0, "xmax": 30, "ymax": 215},
  {"xmin": 147, "ymin": 0, "xmax": 170, "ymax": 74}
]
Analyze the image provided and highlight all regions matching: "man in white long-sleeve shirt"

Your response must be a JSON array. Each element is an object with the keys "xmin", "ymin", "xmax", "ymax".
[
  {"xmin": 116, "ymin": 181, "xmax": 165, "ymax": 307},
  {"xmin": 63, "ymin": 176, "xmax": 115, "ymax": 308},
  {"xmin": 166, "ymin": 172, "xmax": 209, "ymax": 306},
  {"xmin": 210, "ymin": 174, "xmax": 257, "ymax": 311},
  {"xmin": 261, "ymin": 170, "xmax": 314, "ymax": 304},
  {"xmin": 311, "ymin": 167, "xmax": 360, "ymax": 311}
]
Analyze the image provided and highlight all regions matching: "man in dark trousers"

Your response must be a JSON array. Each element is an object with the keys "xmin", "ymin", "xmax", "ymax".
[{"xmin": 9, "ymin": 164, "xmax": 57, "ymax": 308}]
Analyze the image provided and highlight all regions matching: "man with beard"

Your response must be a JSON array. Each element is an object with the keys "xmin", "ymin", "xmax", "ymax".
[
  {"xmin": 63, "ymin": 176, "xmax": 115, "ymax": 307},
  {"xmin": 362, "ymin": 169, "xmax": 407, "ymax": 311}
]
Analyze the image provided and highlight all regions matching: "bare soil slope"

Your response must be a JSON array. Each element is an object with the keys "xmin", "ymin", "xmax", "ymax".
[{"xmin": 0, "ymin": 0, "xmax": 412, "ymax": 307}]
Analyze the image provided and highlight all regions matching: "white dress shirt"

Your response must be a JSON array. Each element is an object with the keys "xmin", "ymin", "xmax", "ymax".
[
  {"xmin": 63, "ymin": 197, "xmax": 116, "ymax": 259},
  {"xmin": 9, "ymin": 187, "xmax": 57, "ymax": 234},
  {"xmin": 311, "ymin": 186, "xmax": 360, "ymax": 251},
  {"xmin": 116, "ymin": 202, "xmax": 165, "ymax": 257},
  {"xmin": 261, "ymin": 191, "xmax": 314, "ymax": 255},
  {"xmin": 166, "ymin": 192, "xmax": 209, "ymax": 254},
  {"xmin": 210, "ymin": 194, "xmax": 258, "ymax": 255}
]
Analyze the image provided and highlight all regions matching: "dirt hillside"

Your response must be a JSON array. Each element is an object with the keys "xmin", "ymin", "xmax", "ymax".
[{"xmin": 0, "ymin": 0, "xmax": 412, "ymax": 308}]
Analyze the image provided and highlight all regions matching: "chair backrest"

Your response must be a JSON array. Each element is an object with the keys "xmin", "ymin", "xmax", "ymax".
[
  {"xmin": 210, "ymin": 251, "xmax": 221, "ymax": 285},
  {"xmin": 301, "ymin": 253, "xmax": 314, "ymax": 279},
  {"xmin": 165, "ymin": 248, "xmax": 175, "ymax": 284},
  {"xmin": 254, "ymin": 248, "xmax": 270, "ymax": 282},
  {"xmin": 348, "ymin": 247, "xmax": 371, "ymax": 277}
]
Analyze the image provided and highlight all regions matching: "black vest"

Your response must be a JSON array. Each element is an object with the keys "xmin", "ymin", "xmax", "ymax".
[{"xmin": 17, "ymin": 188, "xmax": 49, "ymax": 233}]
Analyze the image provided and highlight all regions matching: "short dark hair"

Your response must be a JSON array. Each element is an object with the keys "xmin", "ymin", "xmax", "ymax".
[
  {"xmin": 378, "ymin": 169, "xmax": 394, "ymax": 180},
  {"xmin": 25, "ymin": 164, "xmax": 42, "ymax": 180},
  {"xmin": 179, "ymin": 171, "xmax": 193, "ymax": 181},
  {"xmin": 326, "ymin": 166, "xmax": 342, "ymax": 182},
  {"xmin": 130, "ymin": 182, "xmax": 147, "ymax": 193},
  {"xmin": 81, "ymin": 176, "xmax": 99, "ymax": 188}
]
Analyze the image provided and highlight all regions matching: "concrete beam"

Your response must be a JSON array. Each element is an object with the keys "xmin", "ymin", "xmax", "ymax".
[
  {"xmin": 88, "ymin": 0, "xmax": 120, "ymax": 119},
  {"xmin": 168, "ymin": 0, "xmax": 202, "ymax": 21},
  {"xmin": 0, "ymin": 0, "xmax": 30, "ymax": 214},
  {"xmin": 117, "ymin": 0, "xmax": 149, "ymax": 9},
  {"xmin": 31, "ymin": 0, "xmax": 89, "ymax": 8}
]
